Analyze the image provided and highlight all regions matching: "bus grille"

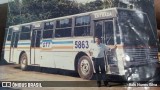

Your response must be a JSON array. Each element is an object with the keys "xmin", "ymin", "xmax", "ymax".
[{"xmin": 125, "ymin": 48, "xmax": 158, "ymax": 66}]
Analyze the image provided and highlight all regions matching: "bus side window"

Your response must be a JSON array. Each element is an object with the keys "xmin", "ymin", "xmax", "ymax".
[
  {"xmin": 74, "ymin": 16, "xmax": 90, "ymax": 36},
  {"xmin": 55, "ymin": 18, "xmax": 72, "ymax": 38},
  {"xmin": 95, "ymin": 21, "xmax": 102, "ymax": 38},
  {"xmin": 7, "ymin": 28, "xmax": 12, "ymax": 41},
  {"xmin": 105, "ymin": 21, "xmax": 114, "ymax": 45},
  {"xmin": 20, "ymin": 25, "xmax": 31, "ymax": 40},
  {"xmin": 55, "ymin": 28, "xmax": 72, "ymax": 38},
  {"xmin": 43, "ymin": 21, "xmax": 54, "ymax": 39}
]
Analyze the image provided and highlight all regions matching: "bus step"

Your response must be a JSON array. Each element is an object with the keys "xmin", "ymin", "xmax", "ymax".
[
  {"xmin": 30, "ymin": 64, "xmax": 40, "ymax": 66},
  {"xmin": 9, "ymin": 61, "xmax": 16, "ymax": 64}
]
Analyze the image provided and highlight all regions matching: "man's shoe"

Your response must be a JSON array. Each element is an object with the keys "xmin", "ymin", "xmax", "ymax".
[
  {"xmin": 97, "ymin": 81, "xmax": 101, "ymax": 87},
  {"xmin": 104, "ymin": 81, "xmax": 111, "ymax": 87},
  {"xmin": 104, "ymin": 81, "xmax": 108, "ymax": 86}
]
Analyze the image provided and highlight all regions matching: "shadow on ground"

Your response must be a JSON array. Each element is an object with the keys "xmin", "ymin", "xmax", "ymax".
[
  {"xmin": 0, "ymin": 59, "xmax": 10, "ymax": 65},
  {"xmin": 13, "ymin": 65, "xmax": 80, "ymax": 78}
]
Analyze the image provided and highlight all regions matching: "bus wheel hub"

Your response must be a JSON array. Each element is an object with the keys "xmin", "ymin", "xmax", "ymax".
[{"xmin": 81, "ymin": 59, "xmax": 89, "ymax": 75}]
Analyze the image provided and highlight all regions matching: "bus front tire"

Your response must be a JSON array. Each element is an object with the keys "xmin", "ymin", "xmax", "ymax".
[
  {"xmin": 20, "ymin": 53, "xmax": 28, "ymax": 71},
  {"xmin": 78, "ymin": 56, "xmax": 93, "ymax": 80}
]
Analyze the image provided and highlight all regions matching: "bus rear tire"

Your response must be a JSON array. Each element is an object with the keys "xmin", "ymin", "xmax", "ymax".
[
  {"xmin": 78, "ymin": 56, "xmax": 93, "ymax": 80},
  {"xmin": 20, "ymin": 53, "xmax": 28, "ymax": 71}
]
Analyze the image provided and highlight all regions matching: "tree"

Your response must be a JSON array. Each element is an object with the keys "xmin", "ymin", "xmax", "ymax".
[{"xmin": 7, "ymin": 0, "xmax": 82, "ymax": 26}]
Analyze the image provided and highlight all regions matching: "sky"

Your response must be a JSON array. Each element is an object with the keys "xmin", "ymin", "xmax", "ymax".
[{"xmin": 0, "ymin": 0, "xmax": 8, "ymax": 4}]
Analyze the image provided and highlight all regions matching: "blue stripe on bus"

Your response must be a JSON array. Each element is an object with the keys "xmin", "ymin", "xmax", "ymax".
[
  {"xmin": 52, "ymin": 41, "xmax": 73, "ymax": 44},
  {"xmin": 5, "ymin": 43, "xmax": 30, "ymax": 45},
  {"xmin": 6, "ymin": 41, "xmax": 73, "ymax": 45},
  {"xmin": 18, "ymin": 43, "xmax": 31, "ymax": 45},
  {"xmin": 42, "ymin": 40, "xmax": 52, "ymax": 42},
  {"xmin": 41, "ymin": 40, "xmax": 73, "ymax": 45},
  {"xmin": 5, "ymin": 43, "xmax": 11, "ymax": 45}
]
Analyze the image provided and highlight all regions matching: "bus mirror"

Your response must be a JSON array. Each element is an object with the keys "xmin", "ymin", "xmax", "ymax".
[{"xmin": 128, "ymin": 4, "xmax": 134, "ymax": 9}]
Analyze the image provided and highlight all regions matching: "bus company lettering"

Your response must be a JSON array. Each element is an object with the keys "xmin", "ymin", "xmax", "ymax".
[{"xmin": 94, "ymin": 11, "xmax": 112, "ymax": 19}]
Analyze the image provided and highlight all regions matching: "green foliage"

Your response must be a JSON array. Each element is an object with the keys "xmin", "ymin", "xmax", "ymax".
[
  {"xmin": 7, "ymin": 0, "xmax": 155, "ymax": 28},
  {"xmin": 7, "ymin": 0, "xmax": 111, "ymax": 26}
]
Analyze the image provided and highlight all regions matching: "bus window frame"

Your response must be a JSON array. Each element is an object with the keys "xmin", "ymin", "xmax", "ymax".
[
  {"xmin": 113, "ymin": 18, "xmax": 122, "ymax": 45},
  {"xmin": 30, "ymin": 22, "xmax": 43, "ymax": 47},
  {"xmin": 20, "ymin": 25, "xmax": 31, "ymax": 40},
  {"xmin": 7, "ymin": 28, "xmax": 13, "ymax": 41},
  {"xmin": 74, "ymin": 15, "xmax": 91, "ymax": 37},
  {"xmin": 93, "ymin": 18, "xmax": 119, "ymax": 45},
  {"xmin": 42, "ymin": 21, "xmax": 55, "ymax": 39},
  {"xmin": 55, "ymin": 18, "xmax": 72, "ymax": 38},
  {"xmin": 116, "ymin": 17, "xmax": 123, "ymax": 45},
  {"xmin": 11, "ymin": 31, "xmax": 20, "ymax": 48},
  {"xmin": 7, "ymin": 27, "xmax": 21, "ymax": 42},
  {"xmin": 104, "ymin": 19, "xmax": 115, "ymax": 45}
]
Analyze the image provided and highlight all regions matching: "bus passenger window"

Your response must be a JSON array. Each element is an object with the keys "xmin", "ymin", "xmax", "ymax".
[
  {"xmin": 43, "ymin": 30, "xmax": 53, "ymax": 38},
  {"xmin": 95, "ymin": 21, "xmax": 103, "ymax": 38},
  {"xmin": 20, "ymin": 25, "xmax": 31, "ymax": 40},
  {"xmin": 105, "ymin": 21, "xmax": 114, "ymax": 45},
  {"xmin": 55, "ymin": 28, "xmax": 72, "ymax": 38},
  {"xmin": 7, "ymin": 28, "xmax": 13, "ymax": 41},
  {"xmin": 7, "ymin": 35, "xmax": 11, "ymax": 41},
  {"xmin": 55, "ymin": 18, "xmax": 72, "ymax": 38},
  {"xmin": 74, "ymin": 26, "xmax": 90, "ymax": 36},
  {"xmin": 43, "ymin": 21, "xmax": 54, "ymax": 39},
  {"xmin": 74, "ymin": 16, "xmax": 90, "ymax": 36},
  {"xmin": 56, "ymin": 19, "xmax": 72, "ymax": 28},
  {"xmin": 20, "ymin": 33, "xmax": 30, "ymax": 40}
]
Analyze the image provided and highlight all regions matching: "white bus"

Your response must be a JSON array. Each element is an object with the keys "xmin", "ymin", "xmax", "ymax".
[{"xmin": 4, "ymin": 8, "xmax": 159, "ymax": 81}]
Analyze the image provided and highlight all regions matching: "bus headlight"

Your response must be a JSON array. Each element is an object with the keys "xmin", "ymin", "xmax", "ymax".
[{"xmin": 125, "ymin": 55, "xmax": 131, "ymax": 61}]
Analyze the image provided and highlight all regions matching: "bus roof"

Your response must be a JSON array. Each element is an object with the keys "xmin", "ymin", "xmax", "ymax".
[{"xmin": 9, "ymin": 7, "xmax": 143, "ymax": 28}]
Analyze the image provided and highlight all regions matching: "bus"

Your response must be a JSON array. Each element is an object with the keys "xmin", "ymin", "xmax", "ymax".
[{"xmin": 3, "ymin": 7, "xmax": 159, "ymax": 81}]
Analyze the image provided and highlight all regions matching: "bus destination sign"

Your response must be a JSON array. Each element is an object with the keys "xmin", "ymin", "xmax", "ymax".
[{"xmin": 93, "ymin": 10, "xmax": 116, "ymax": 20}]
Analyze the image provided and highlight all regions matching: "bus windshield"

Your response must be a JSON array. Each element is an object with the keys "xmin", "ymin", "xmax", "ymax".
[{"xmin": 118, "ymin": 10, "xmax": 157, "ymax": 47}]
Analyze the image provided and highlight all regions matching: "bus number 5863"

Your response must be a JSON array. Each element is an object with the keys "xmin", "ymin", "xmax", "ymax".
[{"xmin": 75, "ymin": 41, "xmax": 89, "ymax": 49}]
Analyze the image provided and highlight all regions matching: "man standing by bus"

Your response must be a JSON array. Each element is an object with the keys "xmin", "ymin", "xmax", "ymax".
[{"xmin": 89, "ymin": 36, "xmax": 117, "ymax": 87}]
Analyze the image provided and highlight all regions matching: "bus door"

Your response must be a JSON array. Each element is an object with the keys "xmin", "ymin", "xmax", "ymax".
[
  {"xmin": 95, "ymin": 19, "xmax": 119, "ymax": 74},
  {"xmin": 31, "ymin": 29, "xmax": 41, "ymax": 64},
  {"xmin": 10, "ymin": 31, "xmax": 19, "ymax": 63}
]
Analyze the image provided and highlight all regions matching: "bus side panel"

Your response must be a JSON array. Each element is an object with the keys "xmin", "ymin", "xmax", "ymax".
[
  {"xmin": 53, "ymin": 52, "xmax": 78, "ymax": 70},
  {"xmin": 17, "ymin": 41, "xmax": 31, "ymax": 65},
  {"xmin": 16, "ymin": 49, "xmax": 31, "ymax": 65},
  {"xmin": 39, "ymin": 37, "xmax": 93, "ymax": 70},
  {"xmin": 33, "ymin": 48, "xmax": 41, "ymax": 65},
  {"xmin": 25, "ymin": 50, "xmax": 31, "ymax": 65},
  {"xmin": 12, "ymin": 48, "xmax": 20, "ymax": 64},
  {"xmin": 38, "ymin": 51, "xmax": 56, "ymax": 68},
  {"xmin": 4, "ymin": 50, "xmax": 10, "ymax": 62},
  {"xmin": 4, "ymin": 42, "xmax": 11, "ymax": 62},
  {"xmin": 52, "ymin": 37, "xmax": 93, "ymax": 70}
]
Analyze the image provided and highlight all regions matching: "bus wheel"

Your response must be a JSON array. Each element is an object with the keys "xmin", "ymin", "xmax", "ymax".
[
  {"xmin": 20, "ymin": 53, "xmax": 28, "ymax": 71},
  {"xmin": 78, "ymin": 56, "xmax": 93, "ymax": 79}
]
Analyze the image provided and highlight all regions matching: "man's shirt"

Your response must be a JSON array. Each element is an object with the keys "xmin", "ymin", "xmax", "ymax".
[{"xmin": 90, "ymin": 43, "xmax": 110, "ymax": 58}]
